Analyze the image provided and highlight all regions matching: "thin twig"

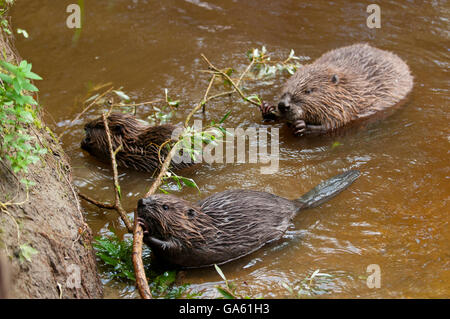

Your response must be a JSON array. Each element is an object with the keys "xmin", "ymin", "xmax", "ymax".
[
  {"xmin": 200, "ymin": 54, "xmax": 261, "ymax": 107},
  {"xmin": 236, "ymin": 58, "xmax": 255, "ymax": 86},
  {"xmin": 145, "ymin": 145, "xmax": 180, "ymax": 197},
  {"xmin": 59, "ymin": 87, "xmax": 114, "ymax": 139},
  {"xmin": 184, "ymin": 74, "xmax": 216, "ymax": 127},
  {"xmin": 111, "ymin": 99, "xmax": 163, "ymax": 108},
  {"xmin": 77, "ymin": 193, "xmax": 115, "ymax": 210},
  {"xmin": 101, "ymin": 113, "xmax": 133, "ymax": 232},
  {"xmin": 110, "ymin": 99, "xmax": 164, "ymax": 109}
]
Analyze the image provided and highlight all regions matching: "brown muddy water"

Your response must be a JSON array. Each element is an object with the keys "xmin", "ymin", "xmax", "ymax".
[{"xmin": 11, "ymin": 0, "xmax": 449, "ymax": 298}]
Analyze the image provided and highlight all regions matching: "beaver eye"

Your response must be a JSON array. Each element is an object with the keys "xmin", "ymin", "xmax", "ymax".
[
  {"xmin": 305, "ymin": 88, "xmax": 314, "ymax": 94},
  {"xmin": 187, "ymin": 209, "xmax": 196, "ymax": 218},
  {"xmin": 162, "ymin": 204, "xmax": 169, "ymax": 211}
]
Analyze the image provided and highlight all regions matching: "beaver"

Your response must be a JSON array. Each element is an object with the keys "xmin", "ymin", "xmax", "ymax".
[
  {"xmin": 261, "ymin": 43, "xmax": 413, "ymax": 135},
  {"xmin": 137, "ymin": 170, "xmax": 360, "ymax": 268},
  {"xmin": 81, "ymin": 113, "xmax": 194, "ymax": 173}
]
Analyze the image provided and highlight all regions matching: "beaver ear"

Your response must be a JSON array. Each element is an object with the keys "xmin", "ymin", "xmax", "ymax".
[
  {"xmin": 331, "ymin": 74, "xmax": 339, "ymax": 85},
  {"xmin": 187, "ymin": 209, "xmax": 196, "ymax": 218}
]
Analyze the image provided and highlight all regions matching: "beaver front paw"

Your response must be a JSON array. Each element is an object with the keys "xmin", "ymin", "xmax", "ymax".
[
  {"xmin": 137, "ymin": 217, "xmax": 149, "ymax": 234},
  {"xmin": 293, "ymin": 120, "xmax": 307, "ymax": 136},
  {"xmin": 259, "ymin": 102, "xmax": 278, "ymax": 121}
]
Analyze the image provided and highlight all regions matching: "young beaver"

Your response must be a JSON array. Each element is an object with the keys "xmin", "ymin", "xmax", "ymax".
[
  {"xmin": 261, "ymin": 43, "xmax": 413, "ymax": 135},
  {"xmin": 137, "ymin": 170, "xmax": 360, "ymax": 268},
  {"xmin": 81, "ymin": 113, "xmax": 193, "ymax": 172}
]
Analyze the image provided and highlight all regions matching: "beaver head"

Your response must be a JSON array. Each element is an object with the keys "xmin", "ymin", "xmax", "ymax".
[
  {"xmin": 137, "ymin": 194, "xmax": 216, "ymax": 247},
  {"xmin": 278, "ymin": 64, "xmax": 360, "ymax": 129},
  {"xmin": 81, "ymin": 112, "xmax": 149, "ymax": 160}
]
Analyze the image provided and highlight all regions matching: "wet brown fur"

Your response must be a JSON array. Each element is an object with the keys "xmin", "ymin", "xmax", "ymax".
[
  {"xmin": 278, "ymin": 43, "xmax": 413, "ymax": 133},
  {"xmin": 81, "ymin": 113, "xmax": 193, "ymax": 173},
  {"xmin": 137, "ymin": 170, "xmax": 360, "ymax": 268}
]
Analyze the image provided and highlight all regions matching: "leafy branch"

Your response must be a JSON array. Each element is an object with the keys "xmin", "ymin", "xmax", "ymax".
[
  {"xmin": 77, "ymin": 46, "xmax": 302, "ymax": 299},
  {"xmin": 0, "ymin": 60, "xmax": 47, "ymax": 184}
]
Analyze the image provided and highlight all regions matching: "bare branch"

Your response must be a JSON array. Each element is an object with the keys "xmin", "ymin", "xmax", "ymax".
[
  {"xmin": 77, "ymin": 193, "xmax": 115, "ymax": 210},
  {"xmin": 132, "ymin": 215, "xmax": 152, "ymax": 299},
  {"xmin": 200, "ymin": 54, "xmax": 261, "ymax": 107}
]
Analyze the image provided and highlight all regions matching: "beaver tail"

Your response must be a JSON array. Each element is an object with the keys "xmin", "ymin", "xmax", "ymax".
[{"xmin": 295, "ymin": 170, "xmax": 360, "ymax": 210}]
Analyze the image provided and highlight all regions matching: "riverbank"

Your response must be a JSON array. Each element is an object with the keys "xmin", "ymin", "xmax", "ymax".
[{"xmin": 0, "ymin": 5, "xmax": 102, "ymax": 298}]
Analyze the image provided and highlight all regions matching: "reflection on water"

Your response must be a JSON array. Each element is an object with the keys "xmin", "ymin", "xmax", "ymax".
[{"xmin": 11, "ymin": 0, "xmax": 449, "ymax": 298}]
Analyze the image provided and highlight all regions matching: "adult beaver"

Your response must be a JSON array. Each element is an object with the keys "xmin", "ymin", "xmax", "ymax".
[
  {"xmin": 137, "ymin": 170, "xmax": 360, "ymax": 268},
  {"xmin": 81, "ymin": 113, "xmax": 193, "ymax": 173},
  {"xmin": 261, "ymin": 43, "xmax": 413, "ymax": 135}
]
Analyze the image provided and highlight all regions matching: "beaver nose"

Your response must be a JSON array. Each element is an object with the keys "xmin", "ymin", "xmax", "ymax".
[
  {"xmin": 138, "ymin": 198, "xmax": 152, "ymax": 208},
  {"xmin": 278, "ymin": 100, "xmax": 290, "ymax": 112}
]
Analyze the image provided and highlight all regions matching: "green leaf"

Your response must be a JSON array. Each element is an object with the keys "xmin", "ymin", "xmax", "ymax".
[
  {"xmin": 20, "ymin": 179, "xmax": 36, "ymax": 188},
  {"xmin": 17, "ymin": 28, "xmax": 29, "ymax": 39},
  {"xmin": 156, "ymin": 271, "xmax": 177, "ymax": 286},
  {"xmin": 123, "ymin": 270, "xmax": 136, "ymax": 281},
  {"xmin": 19, "ymin": 244, "xmax": 38, "ymax": 263},
  {"xmin": 214, "ymin": 264, "xmax": 227, "ymax": 282},
  {"xmin": 289, "ymin": 49, "xmax": 295, "ymax": 59},
  {"xmin": 225, "ymin": 68, "xmax": 234, "ymax": 76},
  {"xmin": 17, "ymin": 109, "xmax": 34, "ymax": 123},
  {"xmin": 216, "ymin": 287, "xmax": 235, "ymax": 299},
  {"xmin": 218, "ymin": 126, "xmax": 231, "ymax": 136},
  {"xmin": 219, "ymin": 110, "xmax": 232, "ymax": 124},
  {"xmin": 180, "ymin": 177, "xmax": 200, "ymax": 191},
  {"xmin": 171, "ymin": 175, "xmax": 182, "ymax": 190},
  {"xmin": 247, "ymin": 94, "xmax": 262, "ymax": 105},
  {"xmin": 19, "ymin": 60, "xmax": 28, "ymax": 69},
  {"xmin": 23, "ymin": 70, "xmax": 42, "ymax": 80},
  {"xmin": 22, "ymin": 81, "xmax": 39, "ymax": 92},
  {"xmin": 12, "ymin": 77, "xmax": 22, "ymax": 93},
  {"xmin": 261, "ymin": 46, "xmax": 267, "ymax": 55},
  {"xmin": 286, "ymin": 66, "xmax": 295, "ymax": 75},
  {"xmin": 97, "ymin": 253, "xmax": 118, "ymax": 267},
  {"xmin": 116, "ymin": 185, "xmax": 122, "ymax": 199},
  {"xmin": 0, "ymin": 60, "xmax": 18, "ymax": 73},
  {"xmin": 158, "ymin": 188, "xmax": 169, "ymax": 194},
  {"xmin": 113, "ymin": 90, "xmax": 130, "ymax": 101},
  {"xmin": 0, "ymin": 72, "xmax": 12, "ymax": 83},
  {"xmin": 167, "ymin": 99, "xmax": 180, "ymax": 107}
]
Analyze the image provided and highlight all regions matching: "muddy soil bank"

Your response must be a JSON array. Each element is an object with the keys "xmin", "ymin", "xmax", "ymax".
[{"xmin": 0, "ymin": 14, "xmax": 102, "ymax": 299}]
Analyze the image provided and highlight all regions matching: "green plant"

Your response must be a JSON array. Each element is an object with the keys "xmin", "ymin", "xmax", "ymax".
[
  {"xmin": 93, "ymin": 233, "xmax": 200, "ymax": 299},
  {"xmin": 157, "ymin": 111, "xmax": 232, "ymax": 194},
  {"xmin": 0, "ymin": 60, "xmax": 47, "ymax": 185},
  {"xmin": 1, "ymin": 18, "xmax": 10, "ymax": 35},
  {"xmin": 214, "ymin": 264, "xmax": 251, "ymax": 299},
  {"xmin": 247, "ymin": 46, "xmax": 304, "ymax": 78},
  {"xmin": 93, "ymin": 233, "xmax": 137, "ymax": 281},
  {"xmin": 147, "ymin": 89, "xmax": 179, "ymax": 125},
  {"xmin": 1, "ymin": 1, "xmax": 25, "ymax": 39},
  {"xmin": 150, "ymin": 271, "xmax": 201, "ymax": 299},
  {"xmin": 18, "ymin": 243, "xmax": 38, "ymax": 263}
]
